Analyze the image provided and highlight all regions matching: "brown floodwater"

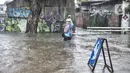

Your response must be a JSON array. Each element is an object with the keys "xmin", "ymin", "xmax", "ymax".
[{"xmin": 0, "ymin": 28, "xmax": 130, "ymax": 73}]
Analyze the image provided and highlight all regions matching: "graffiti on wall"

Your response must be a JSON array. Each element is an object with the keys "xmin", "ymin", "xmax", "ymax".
[
  {"xmin": 0, "ymin": 18, "xmax": 5, "ymax": 31},
  {"xmin": 39, "ymin": 7, "xmax": 61, "ymax": 33},
  {"xmin": 76, "ymin": 6, "xmax": 120, "ymax": 27},
  {"xmin": 1, "ymin": 7, "xmax": 62, "ymax": 33},
  {"xmin": 86, "ymin": 12, "xmax": 109, "ymax": 27},
  {"xmin": 8, "ymin": 7, "xmax": 30, "ymax": 18},
  {"xmin": 0, "ymin": 17, "xmax": 27, "ymax": 32}
]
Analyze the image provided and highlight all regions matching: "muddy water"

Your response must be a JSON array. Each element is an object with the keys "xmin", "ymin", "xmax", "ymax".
[{"xmin": 0, "ymin": 28, "xmax": 130, "ymax": 73}]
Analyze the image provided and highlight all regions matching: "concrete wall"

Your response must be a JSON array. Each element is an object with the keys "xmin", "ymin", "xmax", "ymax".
[
  {"xmin": 4, "ymin": 0, "xmax": 75, "ymax": 33},
  {"xmin": 76, "ymin": 3, "xmax": 122, "ymax": 27},
  {"xmin": 7, "ymin": 0, "xmax": 75, "ymax": 21},
  {"xmin": 121, "ymin": 1, "xmax": 130, "ymax": 33},
  {"xmin": 0, "ymin": 4, "xmax": 7, "ymax": 17},
  {"xmin": 0, "ymin": 6, "xmax": 63, "ymax": 33}
]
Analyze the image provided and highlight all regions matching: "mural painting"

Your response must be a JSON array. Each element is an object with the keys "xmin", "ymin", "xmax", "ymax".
[
  {"xmin": 0, "ymin": 18, "xmax": 6, "ymax": 31},
  {"xmin": 0, "ymin": 17, "xmax": 26, "ymax": 32},
  {"xmin": 2, "ymin": 7, "xmax": 62, "ymax": 33},
  {"xmin": 86, "ymin": 12, "xmax": 109, "ymax": 27},
  {"xmin": 42, "ymin": 7, "xmax": 61, "ymax": 33},
  {"xmin": 8, "ymin": 7, "xmax": 30, "ymax": 18},
  {"xmin": 76, "ymin": 8, "xmax": 119, "ymax": 27}
]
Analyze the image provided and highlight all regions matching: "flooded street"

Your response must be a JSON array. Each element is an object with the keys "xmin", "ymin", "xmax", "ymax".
[{"xmin": 0, "ymin": 28, "xmax": 130, "ymax": 73}]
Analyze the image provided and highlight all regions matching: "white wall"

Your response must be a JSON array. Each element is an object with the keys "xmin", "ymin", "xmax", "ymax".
[
  {"xmin": 121, "ymin": 1, "xmax": 130, "ymax": 33},
  {"xmin": 0, "ymin": 5, "xmax": 7, "ymax": 15}
]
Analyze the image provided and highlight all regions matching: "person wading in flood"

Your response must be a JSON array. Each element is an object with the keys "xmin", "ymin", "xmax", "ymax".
[
  {"xmin": 67, "ymin": 15, "xmax": 74, "ymax": 30},
  {"xmin": 62, "ymin": 19, "xmax": 73, "ymax": 41}
]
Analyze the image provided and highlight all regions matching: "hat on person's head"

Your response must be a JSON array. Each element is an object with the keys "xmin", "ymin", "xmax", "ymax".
[
  {"xmin": 66, "ymin": 18, "xmax": 71, "ymax": 22},
  {"xmin": 68, "ymin": 15, "xmax": 71, "ymax": 18}
]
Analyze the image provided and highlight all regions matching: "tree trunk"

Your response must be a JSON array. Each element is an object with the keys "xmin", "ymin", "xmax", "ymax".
[{"xmin": 25, "ymin": 0, "xmax": 42, "ymax": 34}]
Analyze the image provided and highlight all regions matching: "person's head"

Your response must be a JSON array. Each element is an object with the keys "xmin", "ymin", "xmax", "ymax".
[
  {"xmin": 66, "ymin": 19, "xmax": 71, "ymax": 25},
  {"xmin": 68, "ymin": 15, "xmax": 71, "ymax": 18}
]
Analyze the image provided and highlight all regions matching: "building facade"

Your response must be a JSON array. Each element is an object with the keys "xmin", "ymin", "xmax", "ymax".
[
  {"xmin": 0, "ymin": 0, "xmax": 75, "ymax": 33},
  {"xmin": 75, "ymin": 0, "xmax": 130, "ymax": 31}
]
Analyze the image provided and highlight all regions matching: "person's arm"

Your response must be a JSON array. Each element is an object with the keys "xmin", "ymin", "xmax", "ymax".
[{"xmin": 64, "ymin": 25, "xmax": 69, "ymax": 33}]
